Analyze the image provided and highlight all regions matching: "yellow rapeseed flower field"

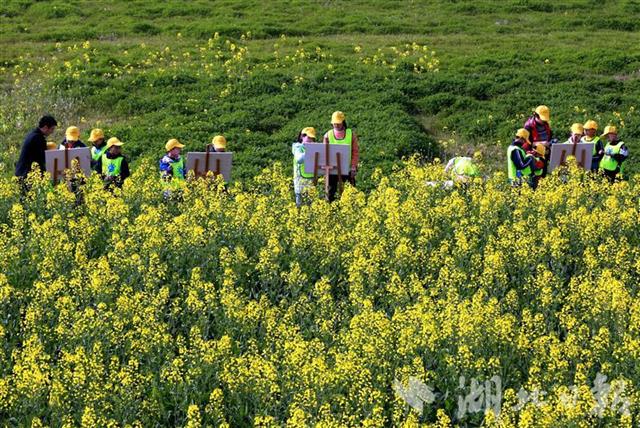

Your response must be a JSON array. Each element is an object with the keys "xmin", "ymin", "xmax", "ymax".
[{"xmin": 0, "ymin": 159, "xmax": 638, "ymax": 426}]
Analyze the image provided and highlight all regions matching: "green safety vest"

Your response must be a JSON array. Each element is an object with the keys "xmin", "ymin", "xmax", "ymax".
[
  {"xmin": 293, "ymin": 150, "xmax": 314, "ymax": 179},
  {"xmin": 600, "ymin": 141, "xmax": 624, "ymax": 172},
  {"xmin": 507, "ymin": 145, "xmax": 532, "ymax": 180},
  {"xmin": 162, "ymin": 157, "xmax": 186, "ymax": 190},
  {"xmin": 583, "ymin": 136, "xmax": 601, "ymax": 156},
  {"xmin": 92, "ymin": 145, "xmax": 108, "ymax": 161},
  {"xmin": 451, "ymin": 157, "xmax": 479, "ymax": 178},
  {"xmin": 101, "ymin": 154, "xmax": 123, "ymax": 177},
  {"xmin": 328, "ymin": 128, "xmax": 352, "ymax": 168}
]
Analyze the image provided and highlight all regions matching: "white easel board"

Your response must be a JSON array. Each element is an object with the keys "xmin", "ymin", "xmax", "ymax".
[
  {"xmin": 186, "ymin": 151, "xmax": 233, "ymax": 182},
  {"xmin": 549, "ymin": 143, "xmax": 593, "ymax": 172},
  {"xmin": 45, "ymin": 147, "xmax": 92, "ymax": 181},
  {"xmin": 303, "ymin": 143, "xmax": 351, "ymax": 176}
]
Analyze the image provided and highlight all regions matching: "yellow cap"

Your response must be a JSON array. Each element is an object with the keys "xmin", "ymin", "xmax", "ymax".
[
  {"xmin": 212, "ymin": 135, "xmax": 227, "ymax": 149},
  {"xmin": 534, "ymin": 105, "xmax": 550, "ymax": 122},
  {"xmin": 583, "ymin": 120, "xmax": 598, "ymax": 131},
  {"xmin": 331, "ymin": 111, "xmax": 345, "ymax": 124},
  {"xmin": 515, "ymin": 128, "xmax": 530, "ymax": 144},
  {"xmin": 106, "ymin": 137, "xmax": 124, "ymax": 148},
  {"xmin": 602, "ymin": 125, "xmax": 617, "ymax": 136},
  {"xmin": 533, "ymin": 142, "xmax": 546, "ymax": 157},
  {"xmin": 301, "ymin": 127, "xmax": 316, "ymax": 139},
  {"xmin": 65, "ymin": 126, "xmax": 80, "ymax": 141},
  {"xmin": 570, "ymin": 123, "xmax": 584, "ymax": 135},
  {"xmin": 166, "ymin": 138, "xmax": 185, "ymax": 152},
  {"xmin": 88, "ymin": 128, "xmax": 104, "ymax": 142},
  {"xmin": 46, "ymin": 141, "xmax": 58, "ymax": 150}
]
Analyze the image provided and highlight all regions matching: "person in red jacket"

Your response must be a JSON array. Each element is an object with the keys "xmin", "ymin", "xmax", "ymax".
[
  {"xmin": 523, "ymin": 105, "xmax": 557, "ymax": 178},
  {"xmin": 523, "ymin": 105, "xmax": 553, "ymax": 144}
]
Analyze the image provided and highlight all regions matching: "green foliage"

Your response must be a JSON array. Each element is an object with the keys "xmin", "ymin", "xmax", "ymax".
[{"xmin": 1, "ymin": 0, "xmax": 640, "ymax": 179}]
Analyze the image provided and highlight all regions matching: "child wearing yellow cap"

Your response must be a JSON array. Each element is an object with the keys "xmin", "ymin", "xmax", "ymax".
[
  {"xmin": 160, "ymin": 139, "xmax": 186, "ymax": 196},
  {"xmin": 581, "ymin": 120, "xmax": 604, "ymax": 171},
  {"xmin": 59, "ymin": 126, "xmax": 87, "ymax": 150},
  {"xmin": 507, "ymin": 128, "xmax": 536, "ymax": 188},
  {"xmin": 523, "ymin": 105, "xmax": 554, "ymax": 145},
  {"xmin": 94, "ymin": 137, "xmax": 130, "ymax": 189},
  {"xmin": 292, "ymin": 127, "xmax": 316, "ymax": 207},
  {"xmin": 565, "ymin": 123, "xmax": 584, "ymax": 145},
  {"xmin": 89, "ymin": 128, "xmax": 108, "ymax": 168},
  {"xmin": 599, "ymin": 126, "xmax": 629, "ymax": 183}
]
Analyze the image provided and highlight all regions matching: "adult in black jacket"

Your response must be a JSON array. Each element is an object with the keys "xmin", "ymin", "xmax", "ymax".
[{"xmin": 15, "ymin": 115, "xmax": 58, "ymax": 177}]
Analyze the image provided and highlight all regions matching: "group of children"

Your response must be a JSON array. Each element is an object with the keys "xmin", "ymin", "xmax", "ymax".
[
  {"xmin": 42, "ymin": 125, "xmax": 228, "ymax": 191},
  {"xmin": 508, "ymin": 105, "xmax": 629, "ymax": 187},
  {"xmin": 21, "ymin": 111, "xmax": 358, "ymax": 205},
  {"xmin": 291, "ymin": 111, "xmax": 360, "ymax": 206},
  {"xmin": 26, "ymin": 107, "xmax": 624, "ymax": 203}
]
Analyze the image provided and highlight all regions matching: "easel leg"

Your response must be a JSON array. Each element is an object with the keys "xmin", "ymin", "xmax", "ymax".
[{"xmin": 336, "ymin": 152, "xmax": 343, "ymax": 196}]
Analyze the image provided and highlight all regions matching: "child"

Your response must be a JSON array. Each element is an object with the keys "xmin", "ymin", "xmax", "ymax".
[
  {"xmin": 160, "ymin": 138, "xmax": 186, "ymax": 196},
  {"xmin": 94, "ymin": 137, "xmax": 130, "ymax": 189},
  {"xmin": 292, "ymin": 127, "xmax": 316, "ymax": 207},
  {"xmin": 59, "ymin": 126, "xmax": 86, "ymax": 149}
]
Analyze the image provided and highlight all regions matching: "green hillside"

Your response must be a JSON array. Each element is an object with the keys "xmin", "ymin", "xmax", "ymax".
[{"xmin": 2, "ymin": 0, "xmax": 639, "ymax": 184}]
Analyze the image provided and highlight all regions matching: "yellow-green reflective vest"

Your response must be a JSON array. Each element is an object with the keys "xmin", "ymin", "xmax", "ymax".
[
  {"xmin": 507, "ymin": 145, "xmax": 532, "ymax": 180},
  {"xmin": 328, "ymin": 128, "xmax": 352, "ymax": 167},
  {"xmin": 451, "ymin": 157, "xmax": 479, "ymax": 178},
  {"xmin": 600, "ymin": 142, "xmax": 624, "ymax": 172},
  {"xmin": 92, "ymin": 145, "xmax": 108, "ymax": 161},
  {"xmin": 583, "ymin": 136, "xmax": 601, "ymax": 156},
  {"xmin": 162, "ymin": 157, "xmax": 186, "ymax": 190},
  {"xmin": 101, "ymin": 154, "xmax": 123, "ymax": 177},
  {"xmin": 293, "ymin": 147, "xmax": 314, "ymax": 179}
]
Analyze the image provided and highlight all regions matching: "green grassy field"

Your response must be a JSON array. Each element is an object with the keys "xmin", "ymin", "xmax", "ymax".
[{"xmin": 2, "ymin": 0, "xmax": 640, "ymax": 184}]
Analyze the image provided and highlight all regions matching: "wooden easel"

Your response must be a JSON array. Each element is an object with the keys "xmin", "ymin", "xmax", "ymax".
[
  {"xmin": 558, "ymin": 143, "xmax": 588, "ymax": 169},
  {"xmin": 193, "ymin": 144, "xmax": 221, "ymax": 179},
  {"xmin": 549, "ymin": 142, "xmax": 593, "ymax": 172},
  {"xmin": 312, "ymin": 142, "xmax": 344, "ymax": 200},
  {"xmin": 52, "ymin": 146, "xmax": 82, "ymax": 185}
]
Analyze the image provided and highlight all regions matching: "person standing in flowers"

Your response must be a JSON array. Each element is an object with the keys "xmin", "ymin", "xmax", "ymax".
[
  {"xmin": 206, "ymin": 135, "xmax": 230, "ymax": 187},
  {"xmin": 58, "ymin": 126, "xmax": 86, "ymax": 149},
  {"xmin": 94, "ymin": 137, "xmax": 130, "ymax": 190},
  {"xmin": 599, "ymin": 125, "xmax": 629, "ymax": 182},
  {"xmin": 524, "ymin": 105, "xmax": 557, "ymax": 177},
  {"xmin": 160, "ymin": 138, "xmax": 187, "ymax": 197},
  {"xmin": 507, "ymin": 128, "xmax": 536, "ymax": 188},
  {"xmin": 581, "ymin": 120, "xmax": 604, "ymax": 171},
  {"xmin": 88, "ymin": 128, "xmax": 108, "ymax": 169},
  {"xmin": 322, "ymin": 111, "xmax": 359, "ymax": 201},
  {"xmin": 524, "ymin": 105, "xmax": 553, "ymax": 146},
  {"xmin": 15, "ymin": 115, "xmax": 57, "ymax": 180},
  {"xmin": 292, "ymin": 127, "xmax": 317, "ymax": 207}
]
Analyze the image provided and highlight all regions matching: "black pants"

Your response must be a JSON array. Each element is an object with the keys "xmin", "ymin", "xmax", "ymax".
[
  {"xmin": 603, "ymin": 169, "xmax": 619, "ymax": 183},
  {"xmin": 327, "ymin": 174, "xmax": 354, "ymax": 202}
]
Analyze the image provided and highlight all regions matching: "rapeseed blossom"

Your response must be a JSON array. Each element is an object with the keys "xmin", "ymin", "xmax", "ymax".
[{"xmin": 0, "ymin": 161, "xmax": 638, "ymax": 425}]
